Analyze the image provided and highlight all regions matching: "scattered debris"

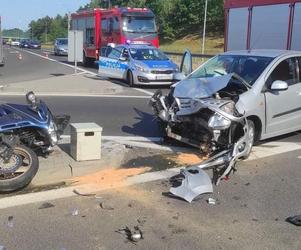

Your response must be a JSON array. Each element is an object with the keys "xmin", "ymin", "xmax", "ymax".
[
  {"xmin": 38, "ymin": 202, "xmax": 55, "ymax": 209},
  {"xmin": 69, "ymin": 164, "xmax": 73, "ymax": 176},
  {"xmin": 245, "ymin": 182, "xmax": 250, "ymax": 186},
  {"xmin": 94, "ymin": 195, "xmax": 103, "ymax": 199},
  {"xmin": 0, "ymin": 246, "xmax": 6, "ymax": 250},
  {"xmin": 73, "ymin": 189, "xmax": 96, "ymax": 197},
  {"xmin": 232, "ymin": 196, "xmax": 240, "ymax": 201},
  {"xmin": 207, "ymin": 198, "xmax": 216, "ymax": 205},
  {"xmin": 169, "ymin": 167, "xmax": 213, "ymax": 203},
  {"xmin": 99, "ymin": 202, "xmax": 114, "ymax": 210},
  {"xmin": 7, "ymin": 216, "xmax": 13, "ymax": 228},
  {"xmin": 252, "ymin": 218, "xmax": 258, "ymax": 222},
  {"xmin": 124, "ymin": 144, "xmax": 133, "ymax": 149},
  {"xmin": 71, "ymin": 208, "xmax": 79, "ymax": 216},
  {"xmin": 137, "ymin": 217, "xmax": 147, "ymax": 226},
  {"xmin": 286, "ymin": 214, "xmax": 301, "ymax": 226},
  {"xmin": 116, "ymin": 225, "xmax": 143, "ymax": 244}
]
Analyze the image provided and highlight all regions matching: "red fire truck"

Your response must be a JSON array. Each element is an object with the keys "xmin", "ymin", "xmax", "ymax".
[
  {"xmin": 224, "ymin": 0, "xmax": 301, "ymax": 51},
  {"xmin": 70, "ymin": 7, "xmax": 159, "ymax": 66}
]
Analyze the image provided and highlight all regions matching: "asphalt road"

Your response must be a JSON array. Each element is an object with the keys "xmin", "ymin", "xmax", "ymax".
[
  {"xmin": 0, "ymin": 46, "xmax": 74, "ymax": 84},
  {"xmin": 0, "ymin": 46, "xmax": 164, "ymax": 136},
  {"xmin": 0, "ymin": 148, "xmax": 301, "ymax": 249},
  {"xmin": 1, "ymin": 45, "xmax": 301, "ymax": 250},
  {"xmin": 0, "ymin": 95, "xmax": 162, "ymax": 137}
]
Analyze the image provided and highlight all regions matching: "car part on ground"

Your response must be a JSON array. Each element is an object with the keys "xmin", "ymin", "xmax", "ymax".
[{"xmin": 286, "ymin": 215, "xmax": 301, "ymax": 226}]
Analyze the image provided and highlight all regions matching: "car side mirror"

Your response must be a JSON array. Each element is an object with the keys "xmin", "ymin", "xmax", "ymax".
[{"xmin": 270, "ymin": 80, "xmax": 288, "ymax": 91}]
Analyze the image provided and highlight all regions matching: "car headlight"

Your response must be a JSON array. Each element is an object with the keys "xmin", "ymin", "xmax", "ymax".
[
  {"xmin": 48, "ymin": 120, "xmax": 58, "ymax": 145},
  {"xmin": 220, "ymin": 102, "xmax": 235, "ymax": 114},
  {"xmin": 174, "ymin": 66, "xmax": 180, "ymax": 72},
  {"xmin": 26, "ymin": 91, "xmax": 37, "ymax": 105},
  {"xmin": 208, "ymin": 113, "xmax": 231, "ymax": 130},
  {"xmin": 135, "ymin": 64, "xmax": 149, "ymax": 73}
]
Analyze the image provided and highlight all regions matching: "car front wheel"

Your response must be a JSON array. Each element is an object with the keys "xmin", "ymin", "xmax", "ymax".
[
  {"xmin": 241, "ymin": 119, "xmax": 256, "ymax": 160},
  {"xmin": 127, "ymin": 70, "xmax": 135, "ymax": 87}
]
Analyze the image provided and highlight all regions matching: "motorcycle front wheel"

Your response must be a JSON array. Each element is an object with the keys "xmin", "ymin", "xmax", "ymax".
[{"xmin": 0, "ymin": 145, "xmax": 39, "ymax": 192}]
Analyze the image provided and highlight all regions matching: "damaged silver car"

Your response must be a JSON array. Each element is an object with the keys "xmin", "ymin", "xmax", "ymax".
[{"xmin": 150, "ymin": 50, "xmax": 301, "ymax": 202}]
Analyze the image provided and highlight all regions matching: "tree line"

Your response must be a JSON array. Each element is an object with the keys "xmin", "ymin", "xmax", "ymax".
[
  {"xmin": 82, "ymin": 0, "xmax": 224, "ymax": 41},
  {"xmin": 3, "ymin": 0, "xmax": 224, "ymax": 43}
]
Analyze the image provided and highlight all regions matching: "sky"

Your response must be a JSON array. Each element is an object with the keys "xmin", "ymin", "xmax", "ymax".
[{"xmin": 0, "ymin": 0, "xmax": 91, "ymax": 30}]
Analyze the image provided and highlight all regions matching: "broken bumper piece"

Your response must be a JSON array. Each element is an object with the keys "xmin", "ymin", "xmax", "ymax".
[{"xmin": 170, "ymin": 167, "xmax": 213, "ymax": 203}]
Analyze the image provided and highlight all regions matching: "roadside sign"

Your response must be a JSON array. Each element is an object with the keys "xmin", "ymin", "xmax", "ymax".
[{"xmin": 68, "ymin": 30, "xmax": 83, "ymax": 73}]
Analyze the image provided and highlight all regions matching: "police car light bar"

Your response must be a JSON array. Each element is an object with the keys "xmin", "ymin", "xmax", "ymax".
[{"xmin": 126, "ymin": 40, "xmax": 151, "ymax": 45}]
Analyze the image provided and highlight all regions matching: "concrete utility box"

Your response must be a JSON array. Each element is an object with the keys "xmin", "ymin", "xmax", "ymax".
[{"xmin": 70, "ymin": 123, "xmax": 102, "ymax": 161}]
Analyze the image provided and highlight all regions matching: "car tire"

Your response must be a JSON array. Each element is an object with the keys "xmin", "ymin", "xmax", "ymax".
[
  {"xmin": 127, "ymin": 70, "xmax": 135, "ymax": 87},
  {"xmin": 83, "ymin": 51, "xmax": 90, "ymax": 67},
  {"xmin": 241, "ymin": 119, "xmax": 256, "ymax": 160}
]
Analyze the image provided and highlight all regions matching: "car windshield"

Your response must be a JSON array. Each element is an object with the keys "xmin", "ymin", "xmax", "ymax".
[
  {"xmin": 129, "ymin": 48, "xmax": 168, "ymax": 61},
  {"xmin": 189, "ymin": 55, "xmax": 273, "ymax": 85},
  {"xmin": 122, "ymin": 17, "xmax": 156, "ymax": 33},
  {"xmin": 58, "ymin": 39, "xmax": 67, "ymax": 45}
]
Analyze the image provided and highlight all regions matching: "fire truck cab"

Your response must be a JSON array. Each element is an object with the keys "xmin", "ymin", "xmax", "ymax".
[{"xmin": 70, "ymin": 7, "xmax": 159, "ymax": 66}]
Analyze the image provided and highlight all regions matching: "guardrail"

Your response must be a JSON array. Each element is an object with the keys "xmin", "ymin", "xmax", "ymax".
[{"xmin": 164, "ymin": 51, "xmax": 214, "ymax": 58}]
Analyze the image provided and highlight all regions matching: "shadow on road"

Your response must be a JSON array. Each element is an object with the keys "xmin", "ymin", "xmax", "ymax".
[{"xmin": 122, "ymin": 107, "xmax": 163, "ymax": 137}]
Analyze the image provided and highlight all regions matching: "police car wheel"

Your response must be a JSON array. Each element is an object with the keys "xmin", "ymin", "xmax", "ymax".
[{"xmin": 127, "ymin": 70, "xmax": 135, "ymax": 87}]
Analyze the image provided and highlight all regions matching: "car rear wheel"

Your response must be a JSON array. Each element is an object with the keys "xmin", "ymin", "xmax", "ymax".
[{"xmin": 127, "ymin": 70, "xmax": 135, "ymax": 87}]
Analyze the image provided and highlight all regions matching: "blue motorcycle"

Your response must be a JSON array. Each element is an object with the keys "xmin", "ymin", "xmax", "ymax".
[{"xmin": 0, "ymin": 92, "xmax": 69, "ymax": 192}]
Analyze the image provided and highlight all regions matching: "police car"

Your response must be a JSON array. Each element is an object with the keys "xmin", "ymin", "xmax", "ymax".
[{"xmin": 98, "ymin": 43, "xmax": 181, "ymax": 86}]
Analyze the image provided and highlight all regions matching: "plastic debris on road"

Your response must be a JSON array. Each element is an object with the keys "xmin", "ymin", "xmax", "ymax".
[
  {"xmin": 73, "ymin": 189, "xmax": 96, "ymax": 197},
  {"xmin": 99, "ymin": 202, "xmax": 114, "ymax": 210},
  {"xmin": 0, "ymin": 246, "xmax": 6, "ymax": 250},
  {"xmin": 207, "ymin": 198, "xmax": 216, "ymax": 205},
  {"xmin": 71, "ymin": 208, "xmax": 79, "ymax": 216},
  {"xmin": 38, "ymin": 202, "xmax": 55, "ymax": 209},
  {"xmin": 116, "ymin": 225, "xmax": 143, "ymax": 244},
  {"xmin": 170, "ymin": 167, "xmax": 213, "ymax": 203},
  {"xmin": 286, "ymin": 214, "xmax": 301, "ymax": 226}
]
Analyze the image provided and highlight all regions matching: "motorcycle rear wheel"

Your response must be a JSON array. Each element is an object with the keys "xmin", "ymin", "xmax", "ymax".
[{"xmin": 0, "ymin": 145, "xmax": 39, "ymax": 192}]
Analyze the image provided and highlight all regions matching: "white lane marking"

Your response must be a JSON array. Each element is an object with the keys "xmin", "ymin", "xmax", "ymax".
[
  {"xmin": 133, "ymin": 87, "xmax": 154, "ymax": 96},
  {"xmin": 15, "ymin": 48, "xmax": 93, "ymax": 75},
  {"xmin": 297, "ymin": 156, "xmax": 301, "ymax": 159},
  {"xmin": 0, "ymin": 93, "xmax": 150, "ymax": 98},
  {"xmin": 247, "ymin": 141, "xmax": 301, "ymax": 161},
  {"xmin": 60, "ymin": 135, "xmax": 162, "ymax": 142}
]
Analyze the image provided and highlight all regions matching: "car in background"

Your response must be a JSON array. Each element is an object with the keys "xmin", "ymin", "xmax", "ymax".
[
  {"xmin": 54, "ymin": 38, "xmax": 68, "ymax": 56},
  {"xmin": 98, "ymin": 43, "xmax": 181, "ymax": 87},
  {"xmin": 11, "ymin": 40, "xmax": 20, "ymax": 46},
  {"xmin": 19, "ymin": 39, "xmax": 31, "ymax": 48},
  {"xmin": 28, "ymin": 40, "xmax": 41, "ymax": 49},
  {"xmin": 19, "ymin": 40, "xmax": 41, "ymax": 49}
]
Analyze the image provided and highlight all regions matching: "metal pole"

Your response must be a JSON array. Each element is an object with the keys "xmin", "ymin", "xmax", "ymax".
[
  {"xmin": 201, "ymin": 0, "xmax": 208, "ymax": 54},
  {"xmin": 74, "ymin": 31, "xmax": 77, "ymax": 74}
]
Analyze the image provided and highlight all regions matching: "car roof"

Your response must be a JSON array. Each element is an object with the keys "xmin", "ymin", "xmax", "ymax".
[{"xmin": 223, "ymin": 49, "xmax": 301, "ymax": 58}]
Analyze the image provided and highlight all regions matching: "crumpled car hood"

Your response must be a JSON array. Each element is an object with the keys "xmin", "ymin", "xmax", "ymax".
[{"xmin": 172, "ymin": 74, "xmax": 233, "ymax": 99}]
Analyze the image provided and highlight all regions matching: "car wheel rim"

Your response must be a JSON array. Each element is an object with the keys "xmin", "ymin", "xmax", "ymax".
[{"xmin": 248, "ymin": 125, "xmax": 255, "ymax": 150}]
